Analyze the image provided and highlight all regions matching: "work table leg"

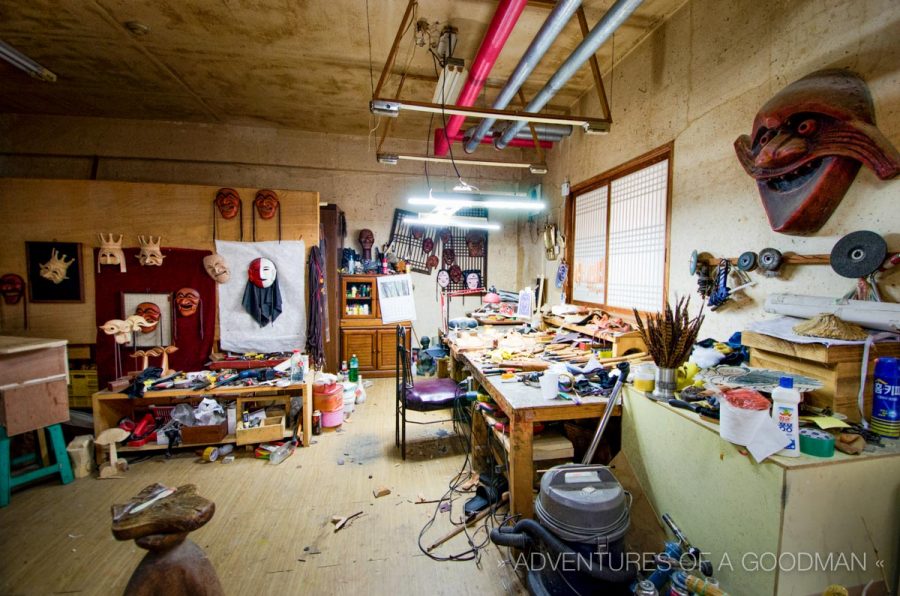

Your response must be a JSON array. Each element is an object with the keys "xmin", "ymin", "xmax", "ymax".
[
  {"xmin": 303, "ymin": 381, "xmax": 312, "ymax": 447},
  {"xmin": 509, "ymin": 414, "xmax": 534, "ymax": 519}
]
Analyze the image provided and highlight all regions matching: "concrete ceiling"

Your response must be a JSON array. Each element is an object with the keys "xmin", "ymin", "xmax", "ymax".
[{"xmin": 0, "ymin": 0, "xmax": 685, "ymax": 141}]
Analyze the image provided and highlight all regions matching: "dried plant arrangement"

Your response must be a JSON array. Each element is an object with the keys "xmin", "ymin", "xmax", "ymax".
[{"xmin": 633, "ymin": 297, "xmax": 705, "ymax": 369}]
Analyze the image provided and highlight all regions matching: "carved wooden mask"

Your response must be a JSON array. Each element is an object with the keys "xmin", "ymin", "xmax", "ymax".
[
  {"xmin": 254, "ymin": 189, "xmax": 279, "ymax": 220},
  {"xmin": 215, "ymin": 188, "xmax": 242, "ymax": 219},
  {"xmin": 175, "ymin": 288, "xmax": 200, "ymax": 317},
  {"xmin": 734, "ymin": 69, "xmax": 900, "ymax": 235},
  {"xmin": 39, "ymin": 248, "xmax": 75, "ymax": 284}
]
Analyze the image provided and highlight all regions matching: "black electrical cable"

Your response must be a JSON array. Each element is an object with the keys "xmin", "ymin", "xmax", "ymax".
[{"xmin": 432, "ymin": 53, "xmax": 463, "ymax": 181}]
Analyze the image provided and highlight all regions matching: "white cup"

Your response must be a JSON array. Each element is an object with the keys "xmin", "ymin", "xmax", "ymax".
[{"xmin": 540, "ymin": 372, "xmax": 560, "ymax": 400}]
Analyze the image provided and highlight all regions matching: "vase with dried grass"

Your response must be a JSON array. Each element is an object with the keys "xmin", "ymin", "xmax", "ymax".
[{"xmin": 633, "ymin": 297, "xmax": 705, "ymax": 399}]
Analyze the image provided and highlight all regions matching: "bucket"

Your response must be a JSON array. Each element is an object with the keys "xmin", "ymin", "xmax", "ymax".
[
  {"xmin": 314, "ymin": 383, "xmax": 343, "ymax": 412},
  {"xmin": 321, "ymin": 407, "xmax": 343, "ymax": 428},
  {"xmin": 720, "ymin": 389, "xmax": 771, "ymax": 445}
]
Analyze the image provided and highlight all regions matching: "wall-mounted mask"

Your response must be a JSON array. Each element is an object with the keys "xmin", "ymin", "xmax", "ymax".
[
  {"xmin": 97, "ymin": 233, "xmax": 126, "ymax": 273},
  {"xmin": 39, "ymin": 248, "xmax": 75, "ymax": 284},
  {"xmin": 254, "ymin": 189, "xmax": 279, "ymax": 220},
  {"xmin": 422, "ymin": 238, "xmax": 434, "ymax": 254},
  {"xmin": 358, "ymin": 229, "xmax": 375, "ymax": 260},
  {"xmin": 465, "ymin": 230, "xmax": 485, "ymax": 258},
  {"xmin": 0, "ymin": 273, "xmax": 25, "ymax": 305},
  {"xmin": 426, "ymin": 255, "xmax": 439, "ymax": 269},
  {"xmin": 439, "ymin": 229, "xmax": 452, "ymax": 245},
  {"xmin": 734, "ymin": 69, "xmax": 900, "ymax": 235},
  {"xmin": 442, "ymin": 247, "xmax": 456, "ymax": 267},
  {"xmin": 464, "ymin": 270, "xmax": 482, "ymax": 290},
  {"xmin": 134, "ymin": 302, "xmax": 161, "ymax": 333},
  {"xmin": 248, "ymin": 257, "xmax": 277, "ymax": 288},
  {"xmin": 215, "ymin": 188, "xmax": 241, "ymax": 219},
  {"xmin": 100, "ymin": 316, "xmax": 151, "ymax": 344},
  {"xmin": 437, "ymin": 269, "xmax": 450, "ymax": 289},
  {"xmin": 449, "ymin": 265, "xmax": 463, "ymax": 284},
  {"xmin": 135, "ymin": 235, "xmax": 165, "ymax": 266},
  {"xmin": 203, "ymin": 253, "xmax": 231, "ymax": 283},
  {"xmin": 175, "ymin": 288, "xmax": 200, "ymax": 317}
]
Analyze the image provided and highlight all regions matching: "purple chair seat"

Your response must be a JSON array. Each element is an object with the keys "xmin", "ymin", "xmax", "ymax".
[{"xmin": 405, "ymin": 378, "xmax": 459, "ymax": 411}]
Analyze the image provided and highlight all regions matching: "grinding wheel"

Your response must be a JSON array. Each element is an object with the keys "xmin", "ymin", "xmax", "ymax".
[
  {"xmin": 830, "ymin": 230, "xmax": 887, "ymax": 278},
  {"xmin": 758, "ymin": 248, "xmax": 783, "ymax": 271},
  {"xmin": 689, "ymin": 250, "xmax": 699, "ymax": 276},
  {"xmin": 737, "ymin": 251, "xmax": 758, "ymax": 272}
]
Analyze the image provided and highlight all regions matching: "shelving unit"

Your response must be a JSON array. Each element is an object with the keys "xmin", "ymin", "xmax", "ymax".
[
  {"xmin": 339, "ymin": 274, "xmax": 410, "ymax": 378},
  {"xmin": 91, "ymin": 380, "xmax": 312, "ymax": 460}
]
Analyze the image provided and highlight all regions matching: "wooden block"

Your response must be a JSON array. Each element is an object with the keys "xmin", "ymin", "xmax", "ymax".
[
  {"xmin": 373, "ymin": 486, "xmax": 391, "ymax": 498},
  {"xmin": 533, "ymin": 431, "xmax": 574, "ymax": 461},
  {"xmin": 0, "ymin": 378, "xmax": 70, "ymax": 436}
]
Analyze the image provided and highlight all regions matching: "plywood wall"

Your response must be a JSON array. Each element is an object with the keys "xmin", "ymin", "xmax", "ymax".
[{"xmin": 0, "ymin": 178, "xmax": 319, "ymax": 344}]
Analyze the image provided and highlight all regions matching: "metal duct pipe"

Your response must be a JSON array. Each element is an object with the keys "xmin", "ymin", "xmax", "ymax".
[
  {"xmin": 496, "ymin": 0, "xmax": 644, "ymax": 149},
  {"xmin": 461, "ymin": 125, "xmax": 568, "ymax": 143},
  {"xmin": 436, "ymin": 128, "xmax": 555, "ymax": 150},
  {"xmin": 433, "ymin": 0, "xmax": 528, "ymax": 157},
  {"xmin": 463, "ymin": 0, "xmax": 582, "ymax": 154}
]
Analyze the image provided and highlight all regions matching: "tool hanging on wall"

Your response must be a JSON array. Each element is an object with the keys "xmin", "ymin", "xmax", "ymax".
[
  {"xmin": 213, "ymin": 188, "xmax": 243, "ymax": 241},
  {"xmin": 736, "ymin": 251, "xmax": 758, "ymax": 272},
  {"xmin": 252, "ymin": 189, "xmax": 282, "ymax": 242},
  {"xmin": 543, "ymin": 223, "xmax": 561, "ymax": 260},
  {"xmin": 831, "ymin": 230, "xmax": 893, "ymax": 302},
  {"xmin": 758, "ymin": 247, "xmax": 783, "ymax": 277},
  {"xmin": 0, "ymin": 273, "xmax": 27, "ymax": 329}
]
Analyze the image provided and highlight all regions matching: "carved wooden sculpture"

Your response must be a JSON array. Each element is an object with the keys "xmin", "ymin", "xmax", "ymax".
[
  {"xmin": 735, "ymin": 69, "xmax": 900, "ymax": 235},
  {"xmin": 112, "ymin": 484, "xmax": 224, "ymax": 596}
]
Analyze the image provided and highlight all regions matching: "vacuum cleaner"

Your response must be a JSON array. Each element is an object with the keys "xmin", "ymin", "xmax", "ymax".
[{"xmin": 490, "ymin": 377, "xmax": 638, "ymax": 595}]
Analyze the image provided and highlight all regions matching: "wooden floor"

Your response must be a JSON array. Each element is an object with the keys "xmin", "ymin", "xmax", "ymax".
[{"xmin": 0, "ymin": 379, "xmax": 525, "ymax": 595}]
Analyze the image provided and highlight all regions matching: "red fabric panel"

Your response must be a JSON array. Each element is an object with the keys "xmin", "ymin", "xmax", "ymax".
[{"xmin": 94, "ymin": 247, "xmax": 216, "ymax": 388}]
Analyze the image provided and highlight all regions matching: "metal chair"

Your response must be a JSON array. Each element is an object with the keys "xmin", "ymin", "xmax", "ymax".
[{"xmin": 395, "ymin": 325, "xmax": 460, "ymax": 460}]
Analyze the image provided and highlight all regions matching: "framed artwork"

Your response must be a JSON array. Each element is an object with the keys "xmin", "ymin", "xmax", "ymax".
[
  {"xmin": 25, "ymin": 241, "xmax": 84, "ymax": 303},
  {"xmin": 122, "ymin": 292, "xmax": 173, "ymax": 347}
]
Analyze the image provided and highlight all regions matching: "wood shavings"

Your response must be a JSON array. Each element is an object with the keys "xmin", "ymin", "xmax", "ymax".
[{"xmin": 792, "ymin": 313, "xmax": 868, "ymax": 341}]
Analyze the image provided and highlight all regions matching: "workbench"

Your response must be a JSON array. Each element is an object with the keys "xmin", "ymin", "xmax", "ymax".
[
  {"xmin": 622, "ymin": 385, "xmax": 899, "ymax": 594},
  {"xmin": 92, "ymin": 380, "xmax": 313, "ymax": 461},
  {"xmin": 456, "ymin": 349, "xmax": 620, "ymax": 519}
]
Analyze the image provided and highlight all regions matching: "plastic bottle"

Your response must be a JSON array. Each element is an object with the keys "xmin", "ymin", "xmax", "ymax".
[
  {"xmin": 772, "ymin": 376, "xmax": 801, "ymax": 457},
  {"xmin": 633, "ymin": 580, "xmax": 659, "ymax": 595},
  {"xmin": 290, "ymin": 349, "xmax": 304, "ymax": 383},
  {"xmin": 349, "ymin": 354, "xmax": 359, "ymax": 382},
  {"xmin": 269, "ymin": 442, "xmax": 294, "ymax": 465},
  {"xmin": 872, "ymin": 356, "xmax": 899, "ymax": 438},
  {"xmin": 340, "ymin": 360, "xmax": 348, "ymax": 382}
]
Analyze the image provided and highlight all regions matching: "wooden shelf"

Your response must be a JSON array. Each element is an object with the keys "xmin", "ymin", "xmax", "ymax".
[{"xmin": 542, "ymin": 315, "xmax": 646, "ymax": 357}]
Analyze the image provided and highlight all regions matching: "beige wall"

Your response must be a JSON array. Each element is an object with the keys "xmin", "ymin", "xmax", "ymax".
[
  {"xmin": 522, "ymin": 0, "xmax": 900, "ymax": 339},
  {"xmin": 0, "ymin": 114, "xmax": 538, "ymax": 342}
]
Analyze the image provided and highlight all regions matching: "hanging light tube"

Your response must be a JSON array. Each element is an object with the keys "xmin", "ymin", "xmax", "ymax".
[
  {"xmin": 403, "ymin": 214, "xmax": 501, "ymax": 231},
  {"xmin": 408, "ymin": 194, "xmax": 545, "ymax": 211},
  {"xmin": 377, "ymin": 152, "xmax": 535, "ymax": 170},
  {"xmin": 0, "ymin": 39, "xmax": 57, "ymax": 82}
]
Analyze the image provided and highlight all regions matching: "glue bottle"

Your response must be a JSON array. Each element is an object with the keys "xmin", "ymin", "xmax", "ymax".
[
  {"xmin": 290, "ymin": 349, "xmax": 304, "ymax": 383},
  {"xmin": 772, "ymin": 376, "xmax": 801, "ymax": 457}
]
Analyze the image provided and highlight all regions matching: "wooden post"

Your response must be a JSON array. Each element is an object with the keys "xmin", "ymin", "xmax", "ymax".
[{"xmin": 509, "ymin": 413, "xmax": 534, "ymax": 518}]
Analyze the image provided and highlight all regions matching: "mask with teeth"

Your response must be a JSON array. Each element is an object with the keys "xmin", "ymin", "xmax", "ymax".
[{"xmin": 734, "ymin": 69, "xmax": 900, "ymax": 235}]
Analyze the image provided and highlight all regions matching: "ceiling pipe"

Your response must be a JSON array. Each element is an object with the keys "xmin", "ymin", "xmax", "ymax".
[
  {"xmin": 463, "ymin": 0, "xmax": 582, "ymax": 154},
  {"xmin": 462, "ymin": 124, "xmax": 572, "ymax": 144},
  {"xmin": 433, "ymin": 0, "xmax": 528, "ymax": 157},
  {"xmin": 496, "ymin": 0, "xmax": 644, "ymax": 149},
  {"xmin": 436, "ymin": 128, "xmax": 555, "ymax": 150}
]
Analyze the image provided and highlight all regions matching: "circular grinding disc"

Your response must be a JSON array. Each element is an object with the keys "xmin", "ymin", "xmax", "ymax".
[
  {"xmin": 737, "ymin": 251, "xmax": 758, "ymax": 272},
  {"xmin": 758, "ymin": 248, "xmax": 783, "ymax": 271},
  {"xmin": 830, "ymin": 230, "xmax": 887, "ymax": 278},
  {"xmin": 689, "ymin": 250, "xmax": 699, "ymax": 275}
]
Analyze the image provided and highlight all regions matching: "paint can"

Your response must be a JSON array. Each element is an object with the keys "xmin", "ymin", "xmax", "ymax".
[
  {"xmin": 312, "ymin": 410, "xmax": 322, "ymax": 435},
  {"xmin": 872, "ymin": 357, "xmax": 899, "ymax": 438}
]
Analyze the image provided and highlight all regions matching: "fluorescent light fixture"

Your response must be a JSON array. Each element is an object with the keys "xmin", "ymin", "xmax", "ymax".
[
  {"xmin": 432, "ymin": 59, "xmax": 466, "ymax": 105},
  {"xmin": 0, "ymin": 39, "xmax": 56, "ymax": 82},
  {"xmin": 376, "ymin": 152, "xmax": 536, "ymax": 170},
  {"xmin": 403, "ymin": 214, "xmax": 500, "ymax": 231},
  {"xmin": 377, "ymin": 153, "xmax": 399, "ymax": 165},
  {"xmin": 452, "ymin": 179, "xmax": 478, "ymax": 192},
  {"xmin": 529, "ymin": 163, "xmax": 549, "ymax": 175},
  {"xmin": 409, "ymin": 194, "xmax": 546, "ymax": 212}
]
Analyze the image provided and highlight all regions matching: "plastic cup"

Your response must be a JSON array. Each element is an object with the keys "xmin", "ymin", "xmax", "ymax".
[{"xmin": 540, "ymin": 372, "xmax": 560, "ymax": 400}]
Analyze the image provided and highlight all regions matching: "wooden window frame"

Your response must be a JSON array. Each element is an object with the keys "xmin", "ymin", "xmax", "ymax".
[{"xmin": 564, "ymin": 142, "xmax": 674, "ymax": 317}]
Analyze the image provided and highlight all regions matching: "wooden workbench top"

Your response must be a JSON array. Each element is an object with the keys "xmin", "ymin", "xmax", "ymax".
[{"xmin": 0, "ymin": 335, "xmax": 68, "ymax": 355}]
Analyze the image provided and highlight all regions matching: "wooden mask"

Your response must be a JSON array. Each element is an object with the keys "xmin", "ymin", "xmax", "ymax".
[
  {"xmin": 39, "ymin": 248, "xmax": 75, "ymax": 284},
  {"xmin": 97, "ymin": 233, "xmax": 126, "ymax": 273},
  {"xmin": 134, "ymin": 302, "xmax": 161, "ymax": 333},
  {"xmin": 734, "ymin": 69, "xmax": 900, "ymax": 235},
  {"xmin": 175, "ymin": 288, "xmax": 200, "ymax": 317},
  {"xmin": 0, "ymin": 273, "xmax": 25, "ymax": 305},
  {"xmin": 136, "ymin": 235, "xmax": 165, "ymax": 266},
  {"xmin": 254, "ymin": 190, "xmax": 279, "ymax": 220},
  {"xmin": 215, "ymin": 188, "xmax": 241, "ymax": 219}
]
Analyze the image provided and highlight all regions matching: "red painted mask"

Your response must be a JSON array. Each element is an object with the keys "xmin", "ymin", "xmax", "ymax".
[
  {"xmin": 465, "ymin": 230, "xmax": 485, "ymax": 258},
  {"xmin": 248, "ymin": 258, "xmax": 277, "ymax": 288},
  {"xmin": 215, "ymin": 188, "xmax": 241, "ymax": 220},
  {"xmin": 358, "ymin": 229, "xmax": 375, "ymax": 260},
  {"xmin": 134, "ymin": 302, "xmax": 161, "ymax": 332},
  {"xmin": 734, "ymin": 69, "xmax": 900, "ymax": 235},
  {"xmin": 0, "ymin": 273, "xmax": 25, "ymax": 305},
  {"xmin": 254, "ymin": 190, "xmax": 279, "ymax": 220},
  {"xmin": 422, "ymin": 238, "xmax": 434, "ymax": 254},
  {"xmin": 175, "ymin": 288, "xmax": 200, "ymax": 317},
  {"xmin": 442, "ymin": 247, "xmax": 456, "ymax": 267}
]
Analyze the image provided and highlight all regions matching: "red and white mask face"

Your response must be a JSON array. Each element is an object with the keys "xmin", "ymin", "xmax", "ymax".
[
  {"xmin": 134, "ymin": 302, "xmax": 161, "ymax": 332},
  {"xmin": 248, "ymin": 258, "xmax": 277, "ymax": 288}
]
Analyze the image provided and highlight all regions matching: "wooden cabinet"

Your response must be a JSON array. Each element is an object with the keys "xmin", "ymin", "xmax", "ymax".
[
  {"xmin": 0, "ymin": 336, "xmax": 70, "ymax": 436},
  {"xmin": 338, "ymin": 274, "xmax": 410, "ymax": 378}
]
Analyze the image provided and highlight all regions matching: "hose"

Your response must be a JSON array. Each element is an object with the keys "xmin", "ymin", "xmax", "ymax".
[{"xmin": 490, "ymin": 519, "xmax": 637, "ymax": 583}]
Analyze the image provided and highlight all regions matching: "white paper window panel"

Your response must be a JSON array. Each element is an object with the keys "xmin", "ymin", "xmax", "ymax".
[
  {"xmin": 606, "ymin": 160, "xmax": 668, "ymax": 312},
  {"xmin": 571, "ymin": 185, "xmax": 607, "ymax": 304}
]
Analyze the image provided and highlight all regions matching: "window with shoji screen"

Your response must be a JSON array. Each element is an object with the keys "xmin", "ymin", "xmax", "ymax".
[{"xmin": 565, "ymin": 145, "xmax": 671, "ymax": 313}]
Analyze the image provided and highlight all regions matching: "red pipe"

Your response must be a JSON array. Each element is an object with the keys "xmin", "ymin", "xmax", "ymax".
[
  {"xmin": 435, "ymin": 128, "xmax": 553, "ymax": 150},
  {"xmin": 433, "ymin": 0, "xmax": 528, "ymax": 156}
]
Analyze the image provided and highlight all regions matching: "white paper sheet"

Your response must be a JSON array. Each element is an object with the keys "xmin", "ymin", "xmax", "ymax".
[
  {"xmin": 215, "ymin": 240, "xmax": 306, "ymax": 353},
  {"xmin": 377, "ymin": 274, "xmax": 416, "ymax": 324}
]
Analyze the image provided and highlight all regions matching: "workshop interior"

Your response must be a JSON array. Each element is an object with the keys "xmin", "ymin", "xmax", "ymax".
[{"xmin": 0, "ymin": 0, "xmax": 899, "ymax": 594}]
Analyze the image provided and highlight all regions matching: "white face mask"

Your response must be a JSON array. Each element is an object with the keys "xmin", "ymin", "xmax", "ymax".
[
  {"xmin": 98, "ymin": 233, "xmax": 126, "ymax": 273},
  {"xmin": 39, "ymin": 248, "xmax": 74, "ymax": 284},
  {"xmin": 203, "ymin": 253, "xmax": 231, "ymax": 283},
  {"xmin": 249, "ymin": 257, "xmax": 277, "ymax": 288},
  {"xmin": 136, "ymin": 235, "xmax": 165, "ymax": 266}
]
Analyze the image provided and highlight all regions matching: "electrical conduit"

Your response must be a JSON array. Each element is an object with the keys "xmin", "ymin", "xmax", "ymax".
[
  {"xmin": 433, "ymin": 0, "xmax": 528, "ymax": 156},
  {"xmin": 463, "ymin": 0, "xmax": 582, "ymax": 154},
  {"xmin": 495, "ymin": 0, "xmax": 644, "ymax": 149}
]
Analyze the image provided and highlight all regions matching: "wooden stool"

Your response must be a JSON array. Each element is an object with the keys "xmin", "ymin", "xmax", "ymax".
[
  {"xmin": 0, "ymin": 424, "xmax": 74, "ymax": 508},
  {"xmin": 112, "ymin": 483, "xmax": 224, "ymax": 596}
]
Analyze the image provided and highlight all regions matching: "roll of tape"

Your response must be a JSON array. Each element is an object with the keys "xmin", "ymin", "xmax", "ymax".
[
  {"xmin": 202, "ymin": 446, "xmax": 219, "ymax": 462},
  {"xmin": 799, "ymin": 428, "xmax": 835, "ymax": 458}
]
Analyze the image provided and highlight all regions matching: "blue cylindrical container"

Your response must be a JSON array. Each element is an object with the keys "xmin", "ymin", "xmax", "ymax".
[{"xmin": 871, "ymin": 357, "xmax": 899, "ymax": 438}]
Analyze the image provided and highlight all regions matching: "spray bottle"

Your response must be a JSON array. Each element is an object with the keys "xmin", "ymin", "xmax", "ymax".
[{"xmin": 772, "ymin": 376, "xmax": 800, "ymax": 457}]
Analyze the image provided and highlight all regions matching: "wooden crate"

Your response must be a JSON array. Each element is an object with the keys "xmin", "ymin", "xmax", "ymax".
[
  {"xmin": 181, "ymin": 420, "xmax": 227, "ymax": 445},
  {"xmin": 68, "ymin": 370, "xmax": 98, "ymax": 408},
  {"xmin": 236, "ymin": 415, "xmax": 285, "ymax": 446},
  {"xmin": 742, "ymin": 331, "xmax": 900, "ymax": 422}
]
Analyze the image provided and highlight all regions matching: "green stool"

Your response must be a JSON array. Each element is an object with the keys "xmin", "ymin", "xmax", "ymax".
[{"xmin": 0, "ymin": 424, "xmax": 74, "ymax": 508}]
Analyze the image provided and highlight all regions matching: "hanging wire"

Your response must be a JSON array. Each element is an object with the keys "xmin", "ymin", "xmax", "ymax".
[{"xmin": 432, "ymin": 53, "xmax": 464, "ymax": 184}]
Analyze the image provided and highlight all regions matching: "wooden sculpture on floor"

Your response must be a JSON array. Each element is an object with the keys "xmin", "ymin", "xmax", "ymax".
[
  {"xmin": 96, "ymin": 428, "xmax": 130, "ymax": 479},
  {"xmin": 112, "ymin": 484, "xmax": 224, "ymax": 596}
]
